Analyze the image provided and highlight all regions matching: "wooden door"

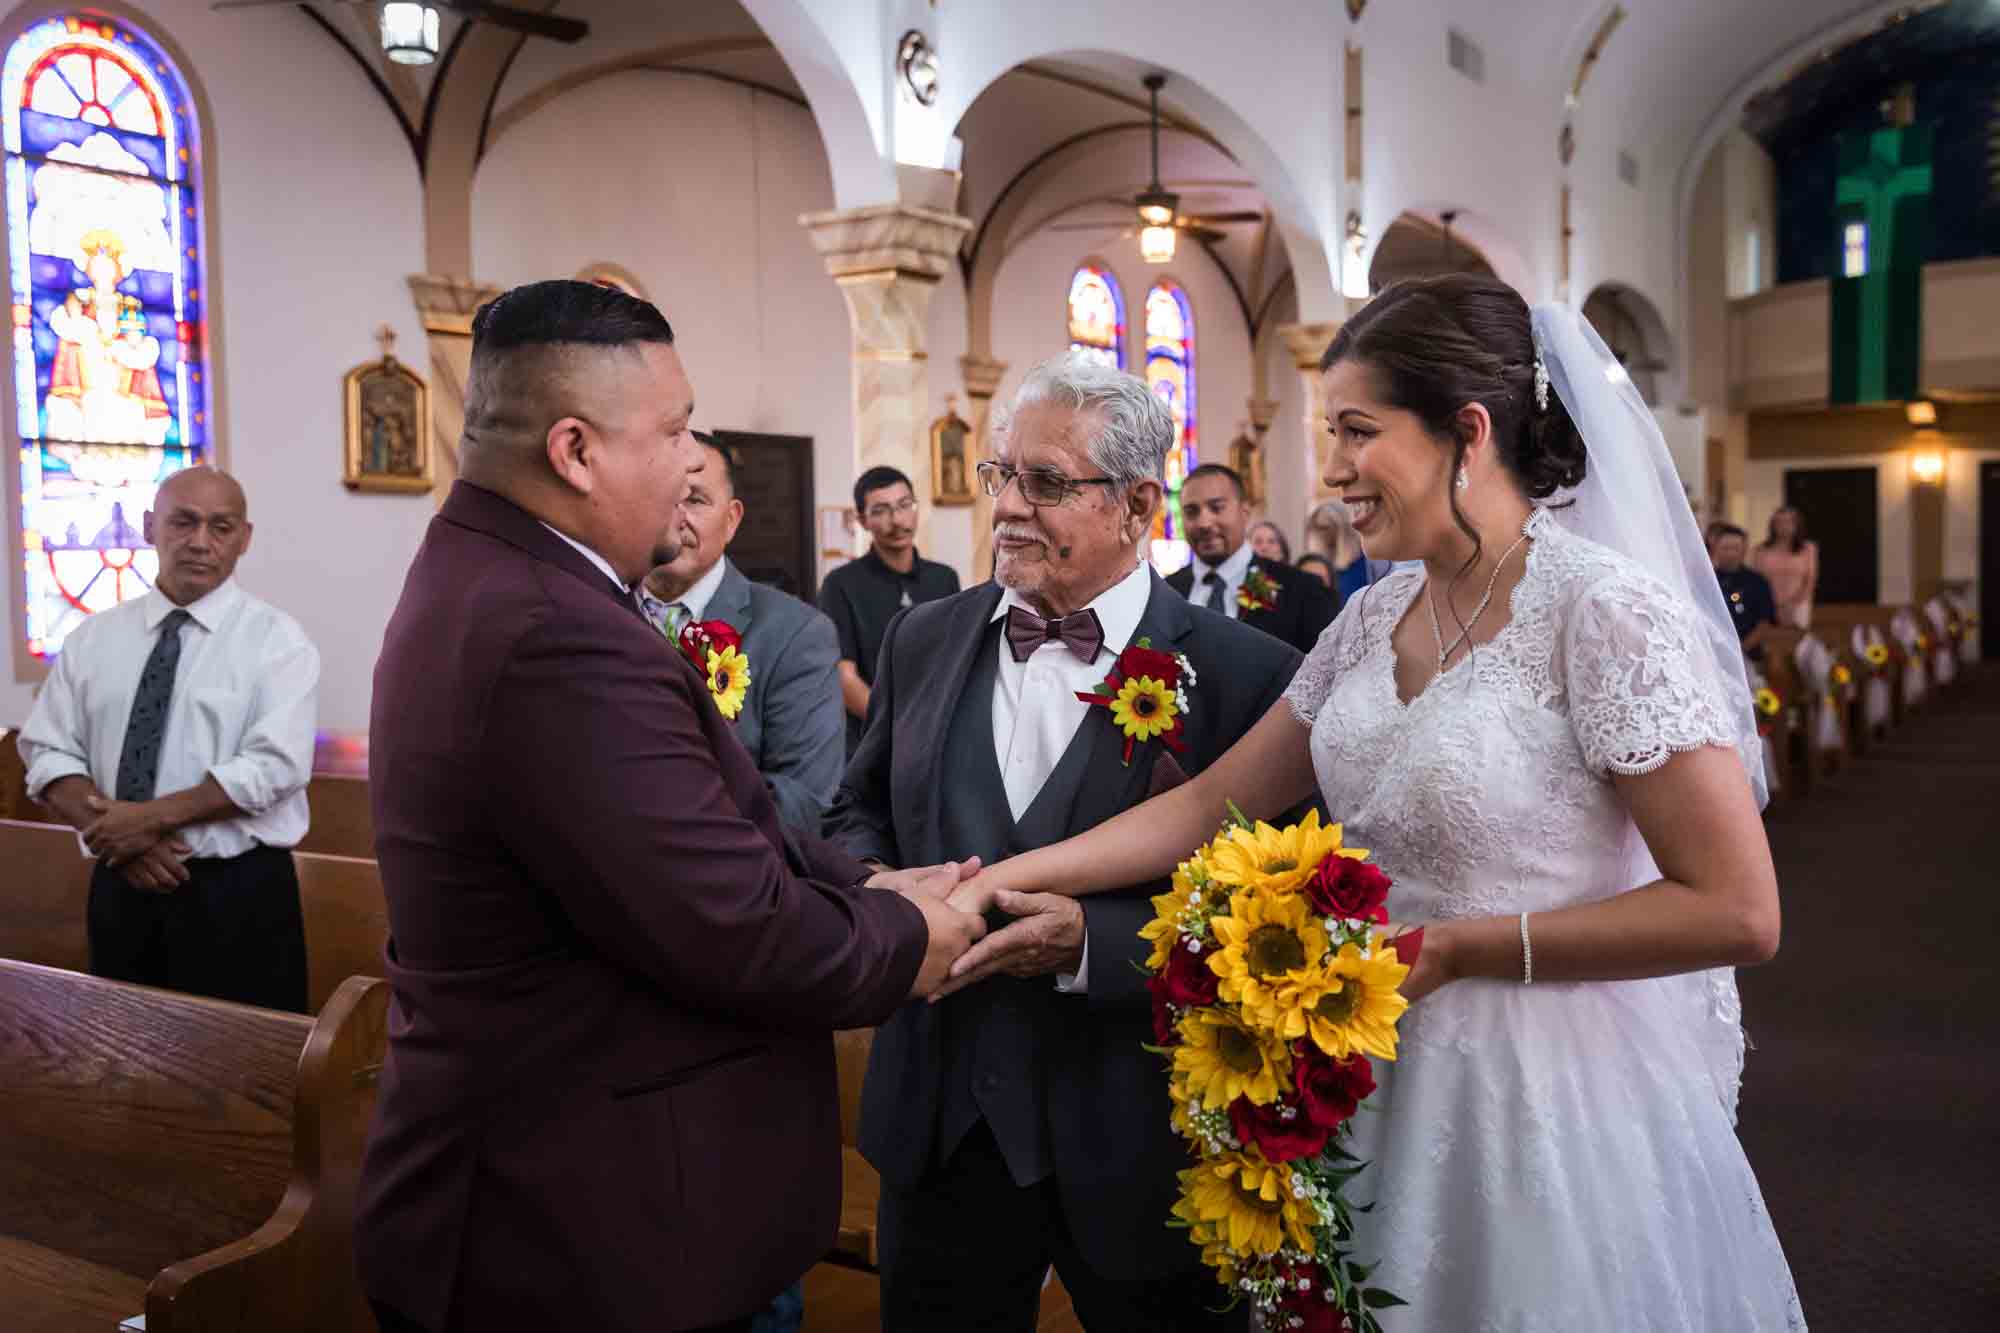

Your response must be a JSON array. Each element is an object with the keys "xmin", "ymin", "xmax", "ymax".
[
  {"xmin": 1982, "ymin": 459, "xmax": 1999, "ymax": 660},
  {"xmin": 715, "ymin": 431, "xmax": 816, "ymax": 601},
  {"xmin": 1783, "ymin": 466, "xmax": 1878, "ymax": 604}
]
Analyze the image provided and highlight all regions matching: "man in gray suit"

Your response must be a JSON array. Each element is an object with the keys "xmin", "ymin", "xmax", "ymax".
[{"xmin": 639, "ymin": 433, "xmax": 845, "ymax": 835}]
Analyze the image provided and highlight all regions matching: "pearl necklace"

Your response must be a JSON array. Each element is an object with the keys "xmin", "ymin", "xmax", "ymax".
[{"xmin": 1426, "ymin": 528, "xmax": 1532, "ymax": 671}]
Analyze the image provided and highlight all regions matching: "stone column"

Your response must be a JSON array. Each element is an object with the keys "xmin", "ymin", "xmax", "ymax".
[
  {"xmin": 407, "ymin": 273, "xmax": 502, "ymax": 506},
  {"xmin": 1279, "ymin": 322, "xmax": 1342, "ymax": 505},
  {"xmin": 960, "ymin": 354, "xmax": 1008, "ymax": 582},
  {"xmin": 801, "ymin": 204, "xmax": 974, "ymax": 553}
]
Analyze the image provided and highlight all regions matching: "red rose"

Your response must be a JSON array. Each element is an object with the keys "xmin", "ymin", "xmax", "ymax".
[
  {"xmin": 1228, "ymin": 1094, "xmax": 1330, "ymax": 1164},
  {"xmin": 1147, "ymin": 943, "xmax": 1218, "ymax": 1045},
  {"xmin": 1293, "ymin": 1046, "xmax": 1376, "ymax": 1131},
  {"xmin": 1150, "ymin": 985, "xmax": 1180, "ymax": 1046},
  {"xmin": 1118, "ymin": 644, "xmax": 1180, "ymax": 685},
  {"xmin": 1305, "ymin": 855, "xmax": 1391, "ymax": 924}
]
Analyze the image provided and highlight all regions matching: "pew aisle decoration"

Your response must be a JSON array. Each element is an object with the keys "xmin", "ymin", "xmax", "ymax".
[
  {"xmin": 1753, "ymin": 686, "xmax": 1783, "ymax": 738},
  {"xmin": 676, "ymin": 620, "xmax": 751, "ymax": 720},
  {"xmin": 1142, "ymin": 808, "xmax": 1411, "ymax": 1332}
]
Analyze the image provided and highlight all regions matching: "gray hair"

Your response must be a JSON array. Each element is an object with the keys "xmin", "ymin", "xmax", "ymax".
[{"xmin": 996, "ymin": 352, "xmax": 1173, "ymax": 489}]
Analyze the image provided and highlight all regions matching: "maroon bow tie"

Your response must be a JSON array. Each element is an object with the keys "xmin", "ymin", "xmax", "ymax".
[{"xmin": 1004, "ymin": 605, "xmax": 1105, "ymax": 664}]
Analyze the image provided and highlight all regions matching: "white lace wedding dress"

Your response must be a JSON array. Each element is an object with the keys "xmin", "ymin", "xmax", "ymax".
[{"xmin": 1283, "ymin": 508, "xmax": 1805, "ymax": 1331}]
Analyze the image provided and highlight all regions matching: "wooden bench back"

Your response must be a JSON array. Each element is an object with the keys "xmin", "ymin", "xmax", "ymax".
[
  {"xmin": 0, "ymin": 730, "xmax": 31, "ymax": 822},
  {"xmin": 0, "ymin": 960, "xmax": 311, "ymax": 1280},
  {"xmin": 298, "ymin": 776, "xmax": 375, "ymax": 860},
  {"xmin": 833, "ymin": 1028, "xmax": 872, "ymax": 1148},
  {"xmin": 0, "ymin": 821, "xmax": 387, "ymax": 1014}
]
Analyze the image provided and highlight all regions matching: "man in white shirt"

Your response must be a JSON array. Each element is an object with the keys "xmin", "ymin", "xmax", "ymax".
[
  {"xmin": 827, "ymin": 354, "xmax": 1304, "ymax": 1330},
  {"xmin": 18, "ymin": 466, "xmax": 320, "ymax": 1012}
]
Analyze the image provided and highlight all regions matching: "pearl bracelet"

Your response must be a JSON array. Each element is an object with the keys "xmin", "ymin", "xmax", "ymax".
[{"xmin": 1519, "ymin": 911, "xmax": 1534, "ymax": 986}]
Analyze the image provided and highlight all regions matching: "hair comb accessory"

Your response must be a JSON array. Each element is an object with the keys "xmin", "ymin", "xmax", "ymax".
[{"xmin": 1533, "ymin": 348, "xmax": 1552, "ymax": 413}]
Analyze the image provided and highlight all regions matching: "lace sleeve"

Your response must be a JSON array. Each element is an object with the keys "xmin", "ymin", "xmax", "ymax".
[
  {"xmin": 1561, "ymin": 570, "xmax": 1742, "ymax": 777},
  {"xmin": 1283, "ymin": 577, "xmax": 1382, "ymax": 727}
]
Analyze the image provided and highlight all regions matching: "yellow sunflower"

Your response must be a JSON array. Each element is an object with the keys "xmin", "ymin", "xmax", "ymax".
[
  {"xmin": 1110, "ymin": 675, "xmax": 1179, "ymax": 742},
  {"xmin": 1173, "ymin": 1150, "xmax": 1317, "ymax": 1258},
  {"xmin": 1173, "ymin": 1006, "xmax": 1292, "ymax": 1108},
  {"xmin": 706, "ymin": 646, "xmax": 750, "ymax": 720},
  {"xmin": 1141, "ymin": 855, "xmax": 1209, "ymax": 969},
  {"xmin": 1288, "ymin": 940, "xmax": 1410, "ymax": 1061},
  {"xmin": 1753, "ymin": 687, "xmax": 1781, "ymax": 718},
  {"xmin": 1832, "ymin": 663, "xmax": 1853, "ymax": 687},
  {"xmin": 1206, "ymin": 808, "xmax": 1347, "ymax": 896},
  {"xmin": 1864, "ymin": 642, "xmax": 1889, "ymax": 668},
  {"xmin": 1207, "ymin": 888, "xmax": 1328, "ymax": 1033}
]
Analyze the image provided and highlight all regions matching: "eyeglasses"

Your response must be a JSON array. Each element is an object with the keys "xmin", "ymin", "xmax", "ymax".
[
  {"xmin": 863, "ymin": 495, "xmax": 919, "ymax": 522},
  {"xmin": 976, "ymin": 461, "xmax": 1119, "ymax": 507}
]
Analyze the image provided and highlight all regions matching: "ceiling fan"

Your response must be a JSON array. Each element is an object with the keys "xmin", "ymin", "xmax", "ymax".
[
  {"xmin": 210, "ymin": 1, "xmax": 589, "ymax": 50},
  {"xmin": 1045, "ymin": 73, "xmax": 1260, "ymax": 259}
]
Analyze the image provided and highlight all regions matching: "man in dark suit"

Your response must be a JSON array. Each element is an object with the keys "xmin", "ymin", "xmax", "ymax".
[
  {"xmin": 639, "ymin": 433, "xmax": 845, "ymax": 834},
  {"xmin": 1167, "ymin": 463, "xmax": 1336, "ymax": 653},
  {"xmin": 355, "ymin": 281, "xmax": 985, "ymax": 1333},
  {"xmin": 828, "ymin": 356, "xmax": 1301, "ymax": 1331}
]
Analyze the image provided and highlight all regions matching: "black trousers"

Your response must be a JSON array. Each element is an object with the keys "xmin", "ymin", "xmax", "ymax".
[
  {"xmin": 371, "ymin": 1301, "xmax": 747, "ymax": 1333},
  {"xmin": 87, "ymin": 843, "xmax": 308, "ymax": 1014},
  {"xmin": 878, "ymin": 1121, "xmax": 1236, "ymax": 1333}
]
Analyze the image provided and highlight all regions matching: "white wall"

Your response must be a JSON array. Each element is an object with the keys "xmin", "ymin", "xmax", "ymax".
[
  {"xmin": 0, "ymin": 1, "xmax": 428, "ymax": 734},
  {"xmin": 474, "ymin": 71, "xmax": 856, "ymax": 570}
]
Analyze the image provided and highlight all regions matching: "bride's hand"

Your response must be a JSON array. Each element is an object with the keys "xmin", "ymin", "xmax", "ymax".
[
  {"xmin": 1382, "ymin": 923, "xmax": 1449, "ymax": 1004},
  {"xmin": 867, "ymin": 857, "xmax": 982, "ymax": 900}
]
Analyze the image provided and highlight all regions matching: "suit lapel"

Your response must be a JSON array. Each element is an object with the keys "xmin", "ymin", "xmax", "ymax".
[
  {"xmin": 1063, "ymin": 573, "xmax": 1197, "ymax": 838},
  {"xmin": 710, "ymin": 560, "xmax": 755, "ymax": 632}
]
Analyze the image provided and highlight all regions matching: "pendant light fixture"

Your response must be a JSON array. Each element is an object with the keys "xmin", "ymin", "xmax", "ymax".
[
  {"xmin": 381, "ymin": 3, "xmax": 442, "ymax": 66},
  {"xmin": 1136, "ymin": 73, "xmax": 1179, "ymax": 264}
]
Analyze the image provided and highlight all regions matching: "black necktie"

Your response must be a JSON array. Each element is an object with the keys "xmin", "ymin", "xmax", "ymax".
[
  {"xmin": 1004, "ymin": 605, "xmax": 1105, "ymax": 664},
  {"xmin": 1203, "ymin": 571, "xmax": 1228, "ymax": 614},
  {"xmin": 115, "ymin": 609, "xmax": 191, "ymax": 803}
]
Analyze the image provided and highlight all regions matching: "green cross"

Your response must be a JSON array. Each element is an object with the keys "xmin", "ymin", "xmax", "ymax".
[{"xmin": 1835, "ymin": 128, "xmax": 1931, "ymax": 402}]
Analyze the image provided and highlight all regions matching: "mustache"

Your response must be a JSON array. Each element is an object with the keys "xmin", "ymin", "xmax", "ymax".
[{"xmin": 992, "ymin": 524, "xmax": 1045, "ymax": 546}]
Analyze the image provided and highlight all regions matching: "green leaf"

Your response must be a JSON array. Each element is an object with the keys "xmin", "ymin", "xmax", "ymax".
[
  {"xmin": 1223, "ymin": 799, "xmax": 1254, "ymax": 831},
  {"xmin": 1363, "ymin": 1288, "xmax": 1409, "ymax": 1309}
]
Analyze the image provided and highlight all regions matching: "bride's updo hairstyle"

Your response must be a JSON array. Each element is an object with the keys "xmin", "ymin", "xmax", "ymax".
[{"xmin": 1319, "ymin": 276, "xmax": 1587, "ymax": 567}]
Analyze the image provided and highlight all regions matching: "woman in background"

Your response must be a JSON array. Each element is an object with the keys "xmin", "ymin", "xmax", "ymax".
[
  {"xmin": 1308, "ymin": 497, "xmax": 1388, "ymax": 612},
  {"xmin": 1295, "ymin": 551, "xmax": 1336, "ymax": 588},
  {"xmin": 1752, "ymin": 506, "xmax": 1818, "ymax": 629},
  {"xmin": 1248, "ymin": 518, "xmax": 1291, "ymax": 564}
]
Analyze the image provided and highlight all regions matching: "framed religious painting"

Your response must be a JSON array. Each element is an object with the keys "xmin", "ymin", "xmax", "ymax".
[
  {"xmin": 343, "ymin": 328, "xmax": 431, "ymax": 493},
  {"xmin": 930, "ymin": 397, "xmax": 973, "ymax": 506}
]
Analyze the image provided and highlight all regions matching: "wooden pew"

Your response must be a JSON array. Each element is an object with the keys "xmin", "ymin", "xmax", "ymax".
[
  {"xmin": 831, "ymin": 1027, "xmax": 881, "ymax": 1271},
  {"xmin": 0, "ymin": 959, "xmax": 386, "ymax": 1332},
  {"xmin": 1812, "ymin": 605, "xmax": 1904, "ymax": 740},
  {"xmin": 0, "ymin": 729, "xmax": 31, "ymax": 822},
  {"xmin": 0, "ymin": 818, "xmax": 387, "ymax": 1013},
  {"xmin": 299, "ymin": 775, "xmax": 376, "ymax": 860}
]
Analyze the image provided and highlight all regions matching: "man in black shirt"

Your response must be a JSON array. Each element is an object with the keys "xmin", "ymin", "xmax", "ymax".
[
  {"xmin": 1712, "ymin": 523, "xmax": 1777, "ymax": 656},
  {"xmin": 818, "ymin": 466, "xmax": 961, "ymax": 752}
]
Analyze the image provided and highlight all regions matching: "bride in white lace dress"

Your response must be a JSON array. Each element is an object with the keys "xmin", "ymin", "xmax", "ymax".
[{"xmin": 950, "ymin": 277, "xmax": 1804, "ymax": 1330}]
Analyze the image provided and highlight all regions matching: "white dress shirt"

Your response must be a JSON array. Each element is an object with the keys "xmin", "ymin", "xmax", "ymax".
[
  {"xmin": 19, "ymin": 579, "xmax": 320, "ymax": 857},
  {"xmin": 637, "ymin": 556, "xmax": 727, "ymax": 632},
  {"xmin": 1187, "ymin": 541, "xmax": 1253, "ymax": 619},
  {"xmin": 540, "ymin": 522, "xmax": 628, "ymax": 593},
  {"xmin": 990, "ymin": 560, "xmax": 1153, "ymax": 993}
]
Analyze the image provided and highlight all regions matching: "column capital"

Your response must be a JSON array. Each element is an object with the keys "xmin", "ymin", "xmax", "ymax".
[
  {"xmin": 407, "ymin": 273, "xmax": 502, "ymax": 336},
  {"xmin": 799, "ymin": 203, "xmax": 973, "ymax": 283},
  {"xmin": 960, "ymin": 355, "xmax": 1009, "ymax": 401},
  {"xmin": 1248, "ymin": 396, "xmax": 1281, "ymax": 435},
  {"xmin": 1278, "ymin": 321, "xmax": 1342, "ymax": 373}
]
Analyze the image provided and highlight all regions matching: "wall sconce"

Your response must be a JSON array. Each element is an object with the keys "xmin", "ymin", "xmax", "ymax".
[
  {"xmin": 1909, "ymin": 448, "xmax": 1946, "ymax": 486},
  {"xmin": 1905, "ymin": 399, "xmax": 1937, "ymax": 427}
]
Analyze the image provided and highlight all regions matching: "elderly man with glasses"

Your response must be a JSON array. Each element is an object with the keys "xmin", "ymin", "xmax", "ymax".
[
  {"xmin": 827, "ymin": 353, "xmax": 1305, "ymax": 1331},
  {"xmin": 818, "ymin": 465, "xmax": 961, "ymax": 754}
]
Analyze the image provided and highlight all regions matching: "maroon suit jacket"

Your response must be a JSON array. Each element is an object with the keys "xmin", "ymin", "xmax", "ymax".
[{"xmin": 355, "ymin": 481, "xmax": 926, "ymax": 1332}]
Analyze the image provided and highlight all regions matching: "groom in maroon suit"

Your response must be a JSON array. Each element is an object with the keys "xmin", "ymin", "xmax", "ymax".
[{"xmin": 356, "ymin": 281, "xmax": 984, "ymax": 1333}]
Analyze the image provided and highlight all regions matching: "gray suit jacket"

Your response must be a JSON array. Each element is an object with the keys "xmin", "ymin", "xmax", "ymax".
[{"xmin": 706, "ymin": 559, "xmax": 845, "ymax": 833}]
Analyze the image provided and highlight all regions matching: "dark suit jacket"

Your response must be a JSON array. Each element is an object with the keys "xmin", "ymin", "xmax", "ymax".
[
  {"xmin": 826, "ymin": 574, "xmax": 1302, "ymax": 1279},
  {"xmin": 356, "ymin": 482, "xmax": 927, "ymax": 1333},
  {"xmin": 706, "ymin": 558, "xmax": 845, "ymax": 832},
  {"xmin": 1168, "ymin": 551, "xmax": 1337, "ymax": 655}
]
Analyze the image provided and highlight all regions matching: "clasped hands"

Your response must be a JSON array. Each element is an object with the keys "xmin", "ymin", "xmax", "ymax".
[
  {"xmin": 866, "ymin": 862, "xmax": 1082, "ymax": 1002},
  {"xmin": 80, "ymin": 794, "xmax": 190, "ymax": 893}
]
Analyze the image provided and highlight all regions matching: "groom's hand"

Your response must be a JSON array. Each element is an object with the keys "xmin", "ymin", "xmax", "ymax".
[
  {"xmin": 906, "ymin": 883, "xmax": 988, "ymax": 1001},
  {"xmin": 930, "ymin": 889, "xmax": 1083, "ymax": 1000},
  {"xmin": 867, "ymin": 857, "xmax": 982, "ymax": 899}
]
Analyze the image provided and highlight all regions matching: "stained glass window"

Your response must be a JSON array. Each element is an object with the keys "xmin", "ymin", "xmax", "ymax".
[
  {"xmin": 4, "ymin": 16, "xmax": 207, "ymax": 661},
  {"xmin": 1144, "ymin": 281, "xmax": 1196, "ymax": 575},
  {"xmin": 1066, "ymin": 263, "xmax": 1124, "ymax": 370}
]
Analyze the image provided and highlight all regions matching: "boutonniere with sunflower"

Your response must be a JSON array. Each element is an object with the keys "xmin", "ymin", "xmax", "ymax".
[
  {"xmin": 1236, "ymin": 566, "xmax": 1280, "ymax": 614},
  {"xmin": 1076, "ymin": 637, "xmax": 1194, "ymax": 764},
  {"xmin": 1753, "ymin": 685, "xmax": 1783, "ymax": 739},
  {"xmin": 676, "ymin": 620, "xmax": 751, "ymax": 721}
]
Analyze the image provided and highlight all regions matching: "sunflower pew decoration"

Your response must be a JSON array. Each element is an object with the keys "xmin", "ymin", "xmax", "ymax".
[
  {"xmin": 1143, "ymin": 807, "xmax": 1412, "ymax": 1331},
  {"xmin": 1078, "ymin": 637, "xmax": 1193, "ymax": 763},
  {"xmin": 1753, "ymin": 685, "xmax": 1783, "ymax": 739},
  {"xmin": 676, "ymin": 619, "xmax": 751, "ymax": 720},
  {"xmin": 1863, "ymin": 641, "xmax": 1891, "ymax": 675}
]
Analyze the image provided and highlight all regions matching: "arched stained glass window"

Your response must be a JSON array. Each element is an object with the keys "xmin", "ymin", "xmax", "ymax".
[
  {"xmin": 4, "ymin": 15, "xmax": 209, "ymax": 662},
  {"xmin": 1144, "ymin": 281, "xmax": 1195, "ymax": 574},
  {"xmin": 1066, "ymin": 262, "xmax": 1124, "ymax": 369}
]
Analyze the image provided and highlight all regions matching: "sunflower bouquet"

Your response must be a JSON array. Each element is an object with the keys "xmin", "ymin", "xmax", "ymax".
[{"xmin": 1141, "ymin": 808, "xmax": 1411, "ymax": 1332}]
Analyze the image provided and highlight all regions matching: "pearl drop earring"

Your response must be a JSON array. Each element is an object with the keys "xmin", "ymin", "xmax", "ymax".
[{"xmin": 1456, "ymin": 469, "xmax": 1469, "ymax": 492}]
